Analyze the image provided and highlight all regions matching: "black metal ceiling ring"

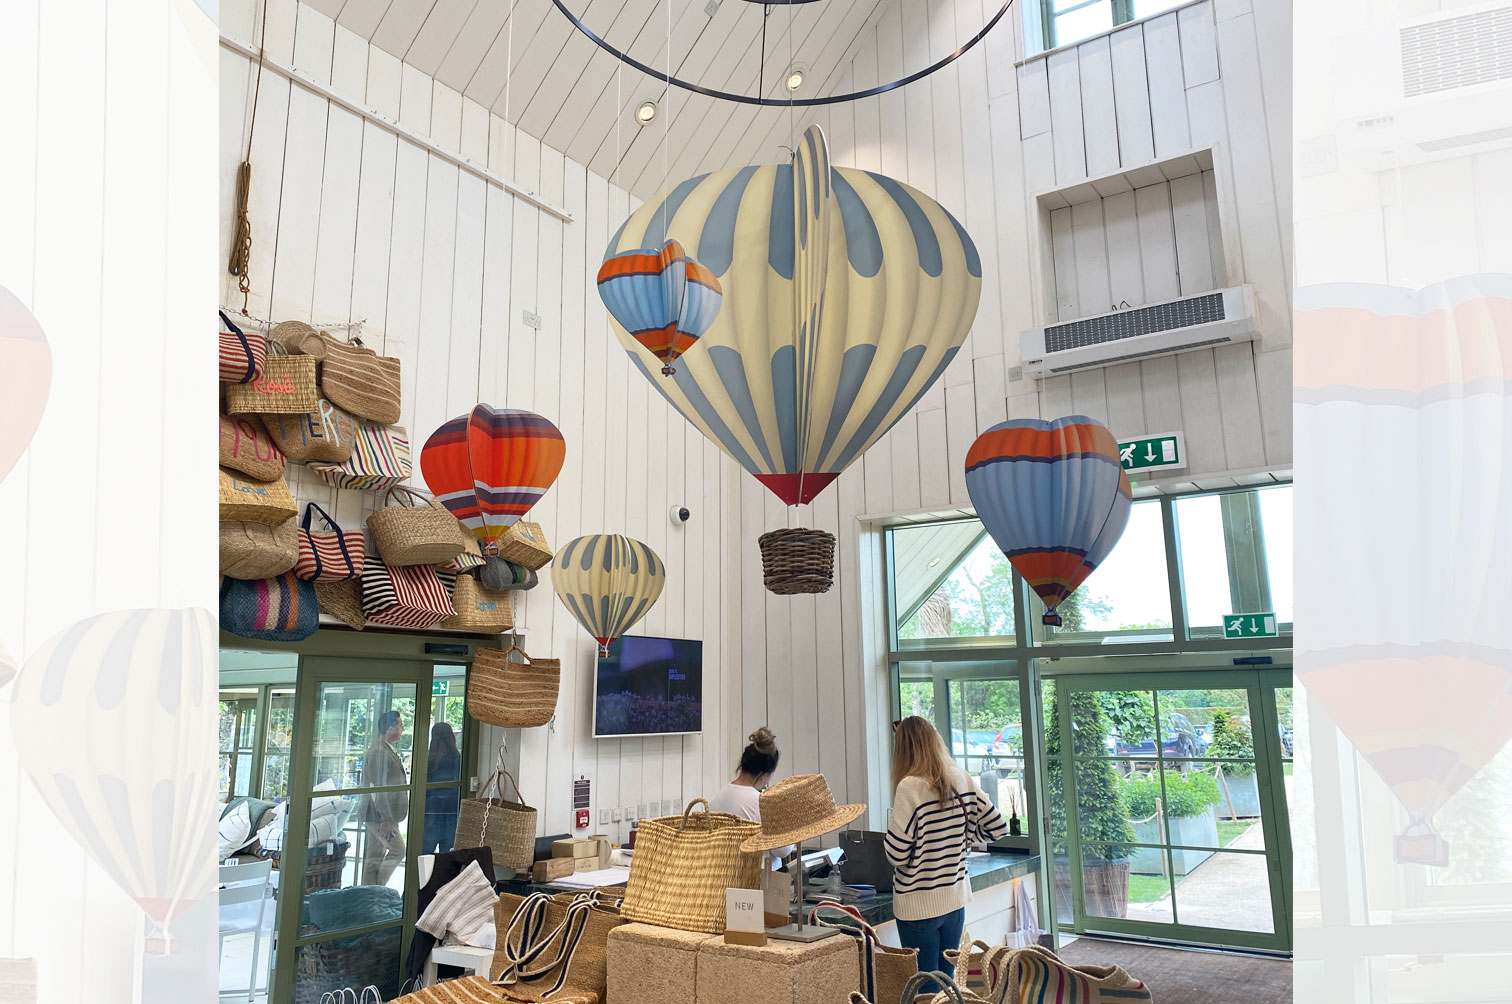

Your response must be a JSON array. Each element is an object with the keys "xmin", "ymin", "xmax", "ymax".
[{"xmin": 549, "ymin": 0, "xmax": 1016, "ymax": 107}]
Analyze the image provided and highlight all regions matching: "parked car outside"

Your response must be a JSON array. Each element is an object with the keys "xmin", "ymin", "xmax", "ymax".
[{"xmin": 1114, "ymin": 712, "xmax": 1201, "ymax": 772}]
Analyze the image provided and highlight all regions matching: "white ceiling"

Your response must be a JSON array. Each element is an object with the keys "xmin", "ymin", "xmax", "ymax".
[{"xmin": 302, "ymin": 0, "xmax": 902, "ymax": 198}]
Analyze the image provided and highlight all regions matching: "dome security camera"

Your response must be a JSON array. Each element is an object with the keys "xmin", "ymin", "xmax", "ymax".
[{"xmin": 669, "ymin": 505, "xmax": 691, "ymax": 525}]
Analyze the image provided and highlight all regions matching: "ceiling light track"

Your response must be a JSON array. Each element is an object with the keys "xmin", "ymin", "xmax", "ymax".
[{"xmin": 548, "ymin": 0, "xmax": 1017, "ymax": 107}]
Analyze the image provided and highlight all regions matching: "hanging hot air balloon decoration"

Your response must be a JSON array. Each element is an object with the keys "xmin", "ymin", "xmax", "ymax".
[
  {"xmin": 1296, "ymin": 275, "xmax": 1512, "ymax": 867},
  {"xmin": 597, "ymin": 239, "xmax": 722, "ymax": 376},
  {"xmin": 9, "ymin": 608, "xmax": 218, "ymax": 953},
  {"xmin": 421, "ymin": 405, "xmax": 565, "ymax": 555},
  {"xmin": 1, "ymin": 284, "xmax": 52, "ymax": 486},
  {"xmin": 602, "ymin": 125, "xmax": 982, "ymax": 594},
  {"xmin": 964, "ymin": 416, "xmax": 1133, "ymax": 627},
  {"xmin": 552, "ymin": 534, "xmax": 666, "ymax": 657}
]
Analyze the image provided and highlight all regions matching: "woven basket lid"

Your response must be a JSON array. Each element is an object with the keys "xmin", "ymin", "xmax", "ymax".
[{"xmin": 740, "ymin": 773, "xmax": 865, "ymax": 852}]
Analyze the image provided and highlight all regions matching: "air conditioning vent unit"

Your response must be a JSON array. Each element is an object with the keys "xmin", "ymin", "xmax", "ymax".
[
  {"xmin": 1019, "ymin": 286, "xmax": 1258, "ymax": 379},
  {"xmin": 1334, "ymin": 1, "xmax": 1512, "ymax": 170}
]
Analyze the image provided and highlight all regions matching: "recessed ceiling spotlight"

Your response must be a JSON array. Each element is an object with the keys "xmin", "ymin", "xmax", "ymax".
[
  {"xmin": 785, "ymin": 67, "xmax": 805, "ymax": 91},
  {"xmin": 635, "ymin": 100, "xmax": 658, "ymax": 124},
  {"xmin": 927, "ymin": 556, "xmax": 942, "ymax": 568}
]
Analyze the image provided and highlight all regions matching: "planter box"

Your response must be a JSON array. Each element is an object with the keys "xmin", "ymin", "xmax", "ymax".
[
  {"xmin": 1215, "ymin": 771, "xmax": 1261, "ymax": 819},
  {"xmin": 1130, "ymin": 808, "xmax": 1218, "ymax": 875}
]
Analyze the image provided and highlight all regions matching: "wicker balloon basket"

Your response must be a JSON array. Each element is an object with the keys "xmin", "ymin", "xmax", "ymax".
[{"xmin": 758, "ymin": 528, "xmax": 836, "ymax": 595}]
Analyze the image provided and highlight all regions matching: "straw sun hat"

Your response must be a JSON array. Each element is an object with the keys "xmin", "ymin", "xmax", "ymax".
[{"xmin": 740, "ymin": 773, "xmax": 866, "ymax": 852}]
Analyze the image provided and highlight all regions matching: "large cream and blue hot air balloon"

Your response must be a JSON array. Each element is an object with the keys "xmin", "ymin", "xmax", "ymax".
[
  {"xmin": 603, "ymin": 125, "xmax": 982, "ymax": 509},
  {"xmin": 552, "ymin": 534, "xmax": 666, "ymax": 657},
  {"xmin": 964, "ymin": 417, "xmax": 1132, "ymax": 626}
]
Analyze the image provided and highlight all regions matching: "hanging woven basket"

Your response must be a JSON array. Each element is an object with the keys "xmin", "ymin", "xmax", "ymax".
[{"xmin": 758, "ymin": 528, "xmax": 836, "ymax": 595}]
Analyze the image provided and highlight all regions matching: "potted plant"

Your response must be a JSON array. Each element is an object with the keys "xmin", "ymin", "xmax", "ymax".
[
  {"xmin": 1046, "ymin": 690, "xmax": 1135, "ymax": 919},
  {"xmin": 1208, "ymin": 714, "xmax": 1261, "ymax": 818},
  {"xmin": 1121, "ymin": 771, "xmax": 1221, "ymax": 875}
]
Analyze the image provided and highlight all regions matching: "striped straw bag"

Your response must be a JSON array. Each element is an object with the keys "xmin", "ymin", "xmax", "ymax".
[
  {"xmin": 852, "ymin": 970, "xmax": 994, "ymax": 1004},
  {"xmin": 361, "ymin": 559, "xmax": 456, "ymax": 628},
  {"xmin": 220, "ymin": 573, "xmax": 319, "ymax": 642},
  {"xmin": 467, "ymin": 646, "xmax": 558, "ymax": 727},
  {"xmin": 294, "ymin": 502, "xmax": 365, "ymax": 582},
  {"xmin": 490, "ymin": 890, "xmax": 623, "ymax": 1002},
  {"xmin": 219, "ymin": 310, "xmax": 265, "ymax": 384},
  {"xmin": 809, "ymin": 901, "xmax": 918, "ymax": 1004},
  {"xmin": 1003, "ymin": 946, "xmax": 1153, "ymax": 1003},
  {"xmin": 308, "ymin": 421, "xmax": 412, "ymax": 492}
]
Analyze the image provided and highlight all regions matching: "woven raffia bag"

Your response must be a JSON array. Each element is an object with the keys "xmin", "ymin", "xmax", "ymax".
[
  {"xmin": 219, "ymin": 467, "xmax": 297, "ymax": 525},
  {"xmin": 468, "ymin": 646, "xmax": 558, "ymax": 727},
  {"xmin": 620, "ymin": 799, "xmax": 762, "ymax": 934},
  {"xmin": 314, "ymin": 579, "xmax": 366, "ymax": 630},
  {"xmin": 261, "ymin": 399, "xmax": 356, "ymax": 463},
  {"xmin": 454, "ymin": 768, "xmax": 536, "ymax": 871},
  {"xmin": 1002, "ymin": 945, "xmax": 1153, "ymax": 1002},
  {"xmin": 219, "ymin": 412, "xmax": 286, "ymax": 480},
  {"xmin": 494, "ymin": 520, "xmax": 552, "ymax": 569},
  {"xmin": 390, "ymin": 975, "xmax": 595, "ymax": 1004},
  {"xmin": 225, "ymin": 341, "xmax": 319, "ymax": 414},
  {"xmin": 809, "ymin": 901, "xmax": 918, "ymax": 1004},
  {"xmin": 758, "ymin": 527, "xmax": 835, "ymax": 594},
  {"xmin": 367, "ymin": 486, "xmax": 466, "ymax": 566},
  {"xmin": 943, "ymin": 939, "xmax": 1011, "ymax": 1000},
  {"xmin": 220, "ymin": 519, "xmax": 298, "ymax": 580},
  {"xmin": 853, "ymin": 970, "xmax": 994, "ymax": 1004},
  {"xmin": 490, "ymin": 890, "xmax": 624, "ymax": 1002},
  {"xmin": 317, "ymin": 332, "xmax": 401, "ymax": 424},
  {"xmin": 442, "ymin": 575, "xmax": 515, "ymax": 633}
]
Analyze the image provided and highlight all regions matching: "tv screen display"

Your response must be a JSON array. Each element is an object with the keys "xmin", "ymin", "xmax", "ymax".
[{"xmin": 593, "ymin": 635, "xmax": 703, "ymax": 738}]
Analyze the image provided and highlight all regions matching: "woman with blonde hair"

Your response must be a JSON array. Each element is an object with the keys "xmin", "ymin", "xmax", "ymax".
[{"xmin": 885, "ymin": 716, "xmax": 1008, "ymax": 987}]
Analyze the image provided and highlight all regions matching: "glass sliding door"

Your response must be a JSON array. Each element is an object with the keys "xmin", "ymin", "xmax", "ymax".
[
  {"xmin": 1049, "ymin": 668, "xmax": 1292, "ymax": 951},
  {"xmin": 274, "ymin": 660, "xmax": 434, "ymax": 1004}
]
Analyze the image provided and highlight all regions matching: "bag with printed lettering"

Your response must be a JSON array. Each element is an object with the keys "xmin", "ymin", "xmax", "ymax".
[
  {"xmin": 261, "ymin": 399, "xmax": 357, "ymax": 464},
  {"xmin": 225, "ymin": 341, "xmax": 319, "ymax": 415},
  {"xmin": 219, "ymin": 412, "xmax": 286, "ymax": 481}
]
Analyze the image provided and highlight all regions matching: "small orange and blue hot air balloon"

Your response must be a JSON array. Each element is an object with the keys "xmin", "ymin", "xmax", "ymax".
[
  {"xmin": 964, "ymin": 416, "xmax": 1132, "ymax": 626},
  {"xmin": 596, "ymin": 239, "xmax": 721, "ymax": 375},
  {"xmin": 421, "ymin": 405, "xmax": 565, "ymax": 555}
]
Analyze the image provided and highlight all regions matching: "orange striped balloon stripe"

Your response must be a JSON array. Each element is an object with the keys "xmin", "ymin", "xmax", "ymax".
[
  {"xmin": 595, "ymin": 250, "xmax": 666, "ymax": 279},
  {"xmin": 635, "ymin": 329, "xmax": 701, "ymax": 359},
  {"xmin": 964, "ymin": 421, "xmax": 1122, "ymax": 469},
  {"xmin": 683, "ymin": 258, "xmax": 719, "ymax": 290}
]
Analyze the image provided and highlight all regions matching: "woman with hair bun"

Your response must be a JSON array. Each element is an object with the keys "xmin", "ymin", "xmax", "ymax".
[{"xmin": 710, "ymin": 727, "xmax": 793, "ymax": 859}]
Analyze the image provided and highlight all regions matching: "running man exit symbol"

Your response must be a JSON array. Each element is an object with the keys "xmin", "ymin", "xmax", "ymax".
[
  {"xmin": 1225, "ymin": 613, "xmax": 1278, "ymax": 638},
  {"xmin": 1116, "ymin": 432, "xmax": 1185, "ymax": 473}
]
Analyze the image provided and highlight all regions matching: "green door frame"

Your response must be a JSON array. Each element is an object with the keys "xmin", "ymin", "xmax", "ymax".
[
  {"xmin": 1052, "ymin": 667, "xmax": 1293, "ymax": 953},
  {"xmin": 271, "ymin": 657, "xmax": 437, "ymax": 1004}
]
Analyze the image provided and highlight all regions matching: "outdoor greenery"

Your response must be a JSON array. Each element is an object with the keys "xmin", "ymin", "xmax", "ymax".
[
  {"xmin": 1099, "ymin": 691, "xmax": 1155, "ymax": 746},
  {"xmin": 1046, "ymin": 689, "xmax": 1135, "ymax": 859},
  {"xmin": 1208, "ymin": 714, "xmax": 1256, "ymax": 777},
  {"xmin": 1121, "ymin": 771, "xmax": 1221, "ymax": 819}
]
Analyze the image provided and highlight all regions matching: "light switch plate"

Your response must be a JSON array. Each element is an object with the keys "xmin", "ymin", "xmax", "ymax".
[
  {"xmin": 599, "ymin": 808, "xmax": 610, "ymax": 825},
  {"xmin": 639, "ymin": 804, "xmax": 648, "ymax": 819},
  {"xmin": 611, "ymin": 807, "xmax": 623, "ymax": 822}
]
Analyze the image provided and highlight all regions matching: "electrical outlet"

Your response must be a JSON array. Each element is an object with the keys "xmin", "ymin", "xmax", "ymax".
[
  {"xmin": 599, "ymin": 808, "xmax": 610, "ymax": 825},
  {"xmin": 522, "ymin": 310, "xmax": 541, "ymax": 330},
  {"xmin": 638, "ymin": 804, "xmax": 648, "ymax": 819},
  {"xmin": 611, "ymin": 807, "xmax": 623, "ymax": 822}
]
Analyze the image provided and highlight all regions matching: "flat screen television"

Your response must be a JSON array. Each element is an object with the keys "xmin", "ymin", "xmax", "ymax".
[{"xmin": 593, "ymin": 635, "xmax": 703, "ymax": 738}]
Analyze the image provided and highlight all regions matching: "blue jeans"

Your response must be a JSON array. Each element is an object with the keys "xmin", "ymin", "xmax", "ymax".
[{"xmin": 895, "ymin": 907, "xmax": 966, "ymax": 992}]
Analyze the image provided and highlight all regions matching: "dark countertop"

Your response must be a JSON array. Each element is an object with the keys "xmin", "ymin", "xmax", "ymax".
[{"xmin": 494, "ymin": 850, "xmax": 1039, "ymax": 928}]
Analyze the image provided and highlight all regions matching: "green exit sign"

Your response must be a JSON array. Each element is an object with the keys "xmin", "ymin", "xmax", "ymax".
[
  {"xmin": 1117, "ymin": 432, "xmax": 1185, "ymax": 473},
  {"xmin": 432, "ymin": 680, "xmax": 450, "ymax": 697},
  {"xmin": 1224, "ymin": 613, "xmax": 1278, "ymax": 639}
]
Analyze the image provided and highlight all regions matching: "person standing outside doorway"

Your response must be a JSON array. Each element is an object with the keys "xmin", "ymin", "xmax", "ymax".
[{"xmin": 362, "ymin": 710, "xmax": 408, "ymax": 886}]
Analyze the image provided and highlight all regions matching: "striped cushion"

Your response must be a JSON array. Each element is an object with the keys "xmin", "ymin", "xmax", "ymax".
[
  {"xmin": 362, "ymin": 560, "xmax": 456, "ymax": 628},
  {"xmin": 416, "ymin": 859, "xmax": 496, "ymax": 947}
]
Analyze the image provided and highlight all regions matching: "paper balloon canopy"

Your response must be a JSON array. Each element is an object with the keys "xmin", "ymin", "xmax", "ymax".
[
  {"xmin": 597, "ymin": 239, "xmax": 722, "ymax": 376},
  {"xmin": 602, "ymin": 124, "xmax": 982, "ymax": 508},
  {"xmin": 964, "ymin": 416, "xmax": 1132, "ymax": 626},
  {"xmin": 0, "ymin": 284, "xmax": 52, "ymax": 485},
  {"xmin": 421, "ymin": 405, "xmax": 565, "ymax": 555},
  {"xmin": 9, "ymin": 609, "xmax": 218, "ymax": 946},
  {"xmin": 552, "ymin": 534, "xmax": 666, "ymax": 657}
]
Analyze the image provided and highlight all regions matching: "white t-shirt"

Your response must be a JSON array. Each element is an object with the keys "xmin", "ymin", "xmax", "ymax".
[{"xmin": 709, "ymin": 782, "xmax": 794, "ymax": 863}]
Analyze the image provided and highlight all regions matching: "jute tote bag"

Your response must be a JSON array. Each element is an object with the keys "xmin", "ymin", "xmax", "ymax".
[
  {"xmin": 219, "ymin": 310, "xmax": 265, "ymax": 384},
  {"xmin": 294, "ymin": 502, "xmax": 365, "ymax": 582},
  {"xmin": 809, "ymin": 901, "xmax": 919, "ymax": 1004},
  {"xmin": 218, "ymin": 467, "xmax": 297, "ymax": 525},
  {"xmin": 360, "ymin": 560, "xmax": 456, "ymax": 628},
  {"xmin": 441, "ymin": 576, "xmax": 514, "ymax": 633},
  {"xmin": 225, "ymin": 342, "xmax": 318, "ymax": 415},
  {"xmin": 308, "ymin": 421, "xmax": 411, "ymax": 492},
  {"xmin": 620, "ymin": 799, "xmax": 762, "ymax": 934},
  {"xmin": 220, "ymin": 519, "xmax": 298, "ymax": 580},
  {"xmin": 318, "ymin": 332, "xmax": 402, "ymax": 424},
  {"xmin": 490, "ymin": 890, "xmax": 624, "ymax": 1002},
  {"xmin": 494, "ymin": 521, "xmax": 552, "ymax": 569},
  {"xmin": 219, "ymin": 412, "xmax": 286, "ymax": 480},
  {"xmin": 314, "ymin": 579, "xmax": 366, "ymax": 630},
  {"xmin": 454, "ymin": 768, "xmax": 536, "ymax": 871},
  {"xmin": 220, "ymin": 573, "xmax": 319, "ymax": 642},
  {"xmin": 367, "ymin": 487, "xmax": 465, "ymax": 566},
  {"xmin": 467, "ymin": 646, "xmax": 557, "ymax": 728},
  {"xmin": 261, "ymin": 399, "xmax": 356, "ymax": 463}
]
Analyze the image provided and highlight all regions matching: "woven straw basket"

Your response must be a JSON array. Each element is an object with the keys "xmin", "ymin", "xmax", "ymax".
[
  {"xmin": 225, "ymin": 342, "xmax": 318, "ymax": 415},
  {"xmin": 468, "ymin": 646, "xmax": 558, "ymax": 727},
  {"xmin": 758, "ymin": 528, "xmax": 836, "ymax": 594},
  {"xmin": 455, "ymin": 768, "xmax": 536, "ymax": 871},
  {"xmin": 314, "ymin": 579, "xmax": 366, "ymax": 630},
  {"xmin": 220, "ymin": 519, "xmax": 298, "ymax": 580},
  {"xmin": 494, "ymin": 520, "xmax": 553, "ymax": 569},
  {"xmin": 620, "ymin": 799, "xmax": 762, "ymax": 934},
  {"xmin": 391, "ymin": 976, "xmax": 595, "ymax": 1004},
  {"xmin": 367, "ymin": 486, "xmax": 466, "ymax": 566},
  {"xmin": 219, "ymin": 412, "xmax": 286, "ymax": 480},
  {"xmin": 219, "ymin": 467, "xmax": 297, "ymax": 525},
  {"xmin": 318, "ymin": 332, "xmax": 402, "ymax": 425},
  {"xmin": 442, "ymin": 575, "xmax": 514, "ymax": 633}
]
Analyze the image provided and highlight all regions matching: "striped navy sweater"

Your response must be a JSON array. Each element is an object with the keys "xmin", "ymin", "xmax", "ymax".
[{"xmin": 884, "ymin": 768, "xmax": 1009, "ymax": 921}]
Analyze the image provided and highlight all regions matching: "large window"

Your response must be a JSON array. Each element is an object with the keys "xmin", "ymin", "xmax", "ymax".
[{"xmin": 1031, "ymin": 0, "xmax": 1190, "ymax": 54}]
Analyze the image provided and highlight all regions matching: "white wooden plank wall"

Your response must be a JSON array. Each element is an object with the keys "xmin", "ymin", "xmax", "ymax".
[{"xmin": 220, "ymin": 1, "xmax": 743, "ymax": 842}]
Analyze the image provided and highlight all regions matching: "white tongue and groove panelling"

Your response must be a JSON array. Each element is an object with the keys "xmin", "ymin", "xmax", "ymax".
[{"xmin": 220, "ymin": 0, "xmax": 750, "ymax": 843}]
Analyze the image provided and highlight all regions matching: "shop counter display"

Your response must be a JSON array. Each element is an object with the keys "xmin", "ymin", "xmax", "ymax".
[{"xmin": 694, "ymin": 929, "xmax": 858, "ymax": 1004}]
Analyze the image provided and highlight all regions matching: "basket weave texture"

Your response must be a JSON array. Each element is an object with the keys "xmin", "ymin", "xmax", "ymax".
[
  {"xmin": 758, "ymin": 528, "xmax": 836, "ymax": 594},
  {"xmin": 318, "ymin": 332, "xmax": 402, "ymax": 424},
  {"xmin": 314, "ymin": 579, "xmax": 366, "ymax": 630},
  {"xmin": 468, "ymin": 646, "xmax": 558, "ymax": 727},
  {"xmin": 220, "ymin": 519, "xmax": 298, "ymax": 580},
  {"xmin": 225, "ymin": 345, "xmax": 318, "ymax": 415},
  {"xmin": 219, "ymin": 412, "xmax": 286, "ymax": 480},
  {"xmin": 620, "ymin": 799, "xmax": 763, "ymax": 934},
  {"xmin": 606, "ymin": 924, "xmax": 718, "ymax": 1004},
  {"xmin": 455, "ymin": 768, "xmax": 536, "ymax": 870},
  {"xmin": 489, "ymin": 891, "xmax": 623, "ymax": 1001},
  {"xmin": 442, "ymin": 575, "xmax": 515, "ymax": 633},
  {"xmin": 219, "ymin": 467, "xmax": 297, "ymax": 525},
  {"xmin": 367, "ymin": 486, "xmax": 466, "ymax": 566},
  {"xmin": 392, "ymin": 976, "xmax": 595, "ymax": 1004},
  {"xmin": 697, "ymin": 932, "xmax": 859, "ymax": 1004},
  {"xmin": 494, "ymin": 520, "xmax": 553, "ymax": 568}
]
